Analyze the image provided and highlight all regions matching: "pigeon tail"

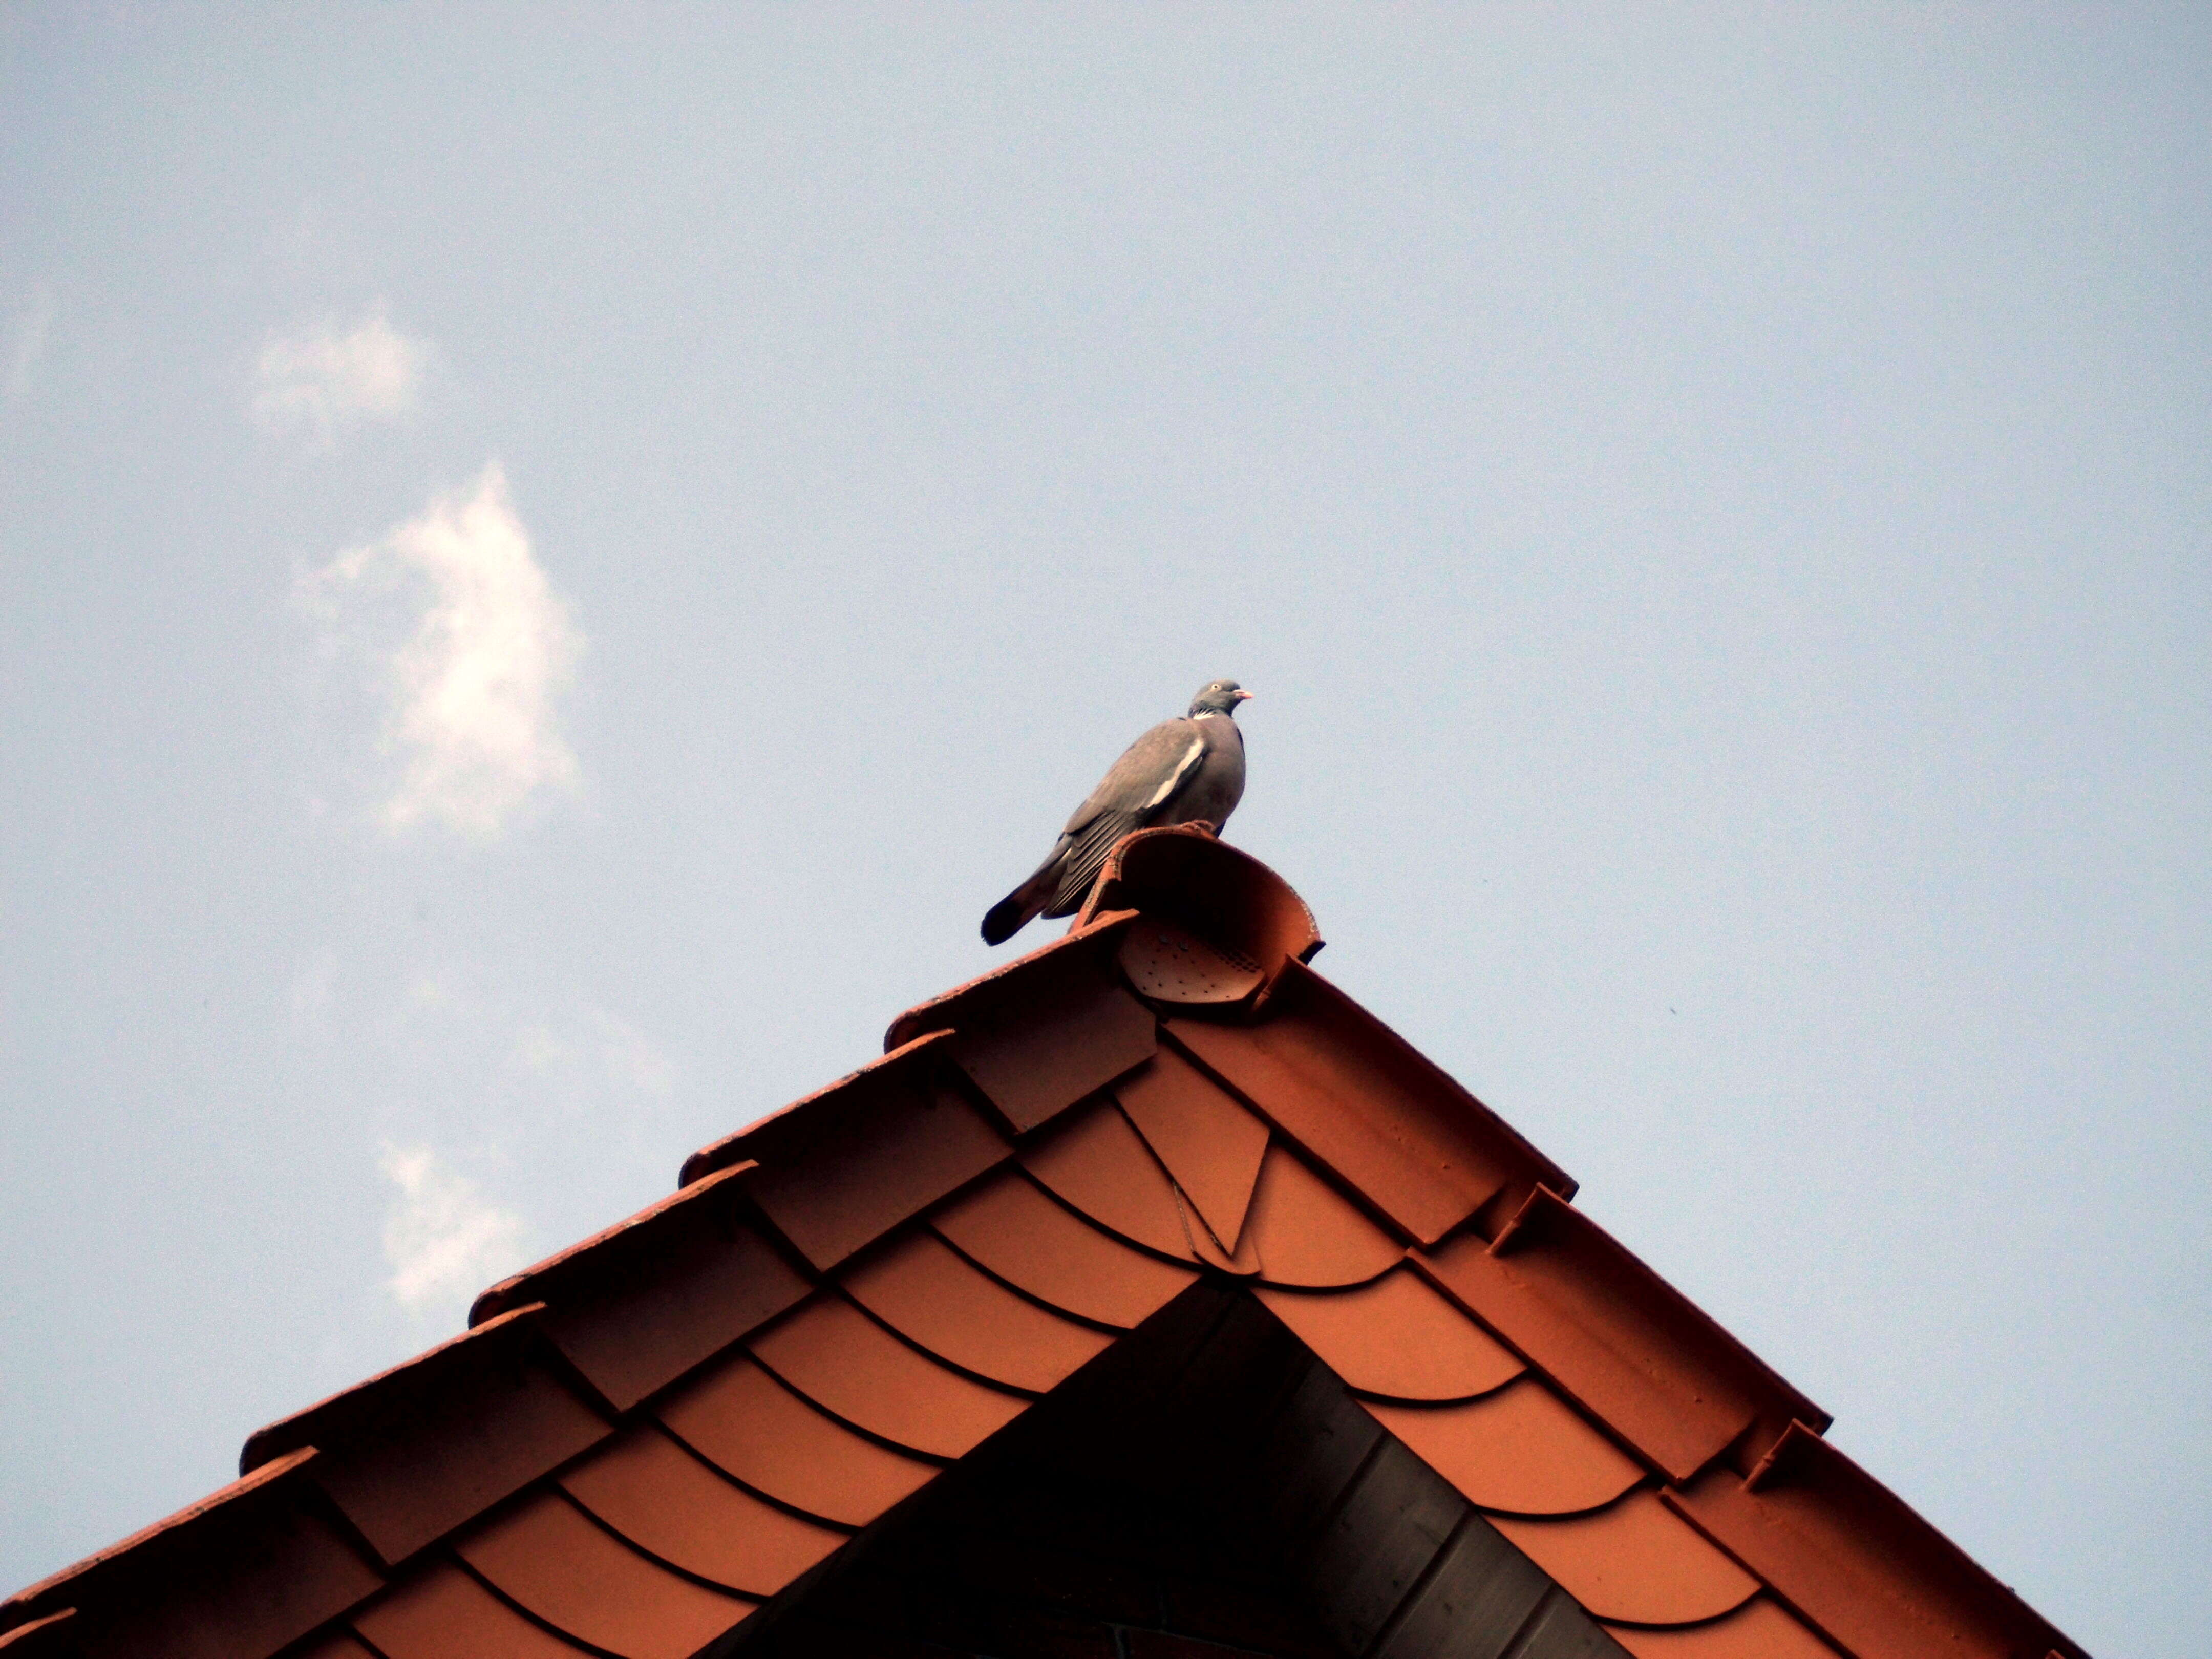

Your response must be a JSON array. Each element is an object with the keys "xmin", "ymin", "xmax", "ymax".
[{"xmin": 981, "ymin": 853, "xmax": 1065, "ymax": 946}]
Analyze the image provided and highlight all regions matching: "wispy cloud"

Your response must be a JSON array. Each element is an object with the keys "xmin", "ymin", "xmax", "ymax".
[
  {"xmin": 6, "ymin": 286, "xmax": 52, "ymax": 403},
  {"xmin": 306, "ymin": 464, "xmax": 583, "ymax": 837},
  {"xmin": 377, "ymin": 1143, "xmax": 525, "ymax": 1313},
  {"xmin": 253, "ymin": 304, "xmax": 424, "ymax": 441},
  {"xmin": 513, "ymin": 1007, "xmax": 675, "ymax": 1100}
]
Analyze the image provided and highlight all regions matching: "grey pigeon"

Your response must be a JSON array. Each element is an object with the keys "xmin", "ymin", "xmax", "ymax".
[{"xmin": 982, "ymin": 678, "xmax": 1252, "ymax": 945}]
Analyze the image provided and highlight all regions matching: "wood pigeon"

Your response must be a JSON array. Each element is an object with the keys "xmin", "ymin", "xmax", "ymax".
[{"xmin": 982, "ymin": 678, "xmax": 1252, "ymax": 945}]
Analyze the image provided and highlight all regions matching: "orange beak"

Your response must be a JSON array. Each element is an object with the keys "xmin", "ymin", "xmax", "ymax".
[{"xmin": 1235, "ymin": 688, "xmax": 1254, "ymax": 701}]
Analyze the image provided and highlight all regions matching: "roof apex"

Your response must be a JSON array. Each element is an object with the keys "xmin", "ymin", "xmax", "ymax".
[{"xmin": 1078, "ymin": 823, "xmax": 1323, "ymax": 987}]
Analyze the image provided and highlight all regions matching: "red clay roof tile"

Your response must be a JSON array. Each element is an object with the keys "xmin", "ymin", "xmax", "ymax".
[
  {"xmin": 1602, "ymin": 1596, "xmax": 1841, "ymax": 1659},
  {"xmin": 931, "ymin": 1167, "xmax": 1201, "ymax": 1328},
  {"xmin": 1019, "ymin": 1096, "xmax": 1200, "ymax": 1261},
  {"xmin": 560, "ymin": 1423, "xmax": 847, "ymax": 1599},
  {"xmin": 1115, "ymin": 1047, "xmax": 1271, "ymax": 1251},
  {"xmin": 1254, "ymin": 1269, "xmax": 1524, "ymax": 1401},
  {"xmin": 695, "ymin": 1030, "xmax": 1010, "ymax": 1271},
  {"xmin": 841, "ymin": 1228, "xmax": 1116, "ymax": 1392},
  {"xmin": 352, "ymin": 1558, "xmax": 595, "ymax": 1658},
  {"xmin": 1416, "ymin": 1187, "xmax": 1826, "ymax": 1483},
  {"xmin": 454, "ymin": 1489, "xmax": 753, "ymax": 1659},
  {"xmin": 750, "ymin": 1292, "xmax": 1031, "ymax": 1457},
  {"xmin": 1364, "ymin": 1379, "xmax": 1644, "ymax": 1517},
  {"xmin": 1490, "ymin": 1490, "xmax": 1759, "ymax": 1627},
  {"xmin": 656, "ymin": 1351, "xmax": 939, "ymax": 1527},
  {"xmin": 1165, "ymin": 960, "xmax": 1570, "ymax": 1247},
  {"xmin": 1181, "ymin": 1198, "xmax": 1263, "ymax": 1276},
  {"xmin": 1667, "ymin": 1423, "xmax": 2087, "ymax": 1659},
  {"xmin": 1242, "ymin": 1143, "xmax": 1403, "ymax": 1288}
]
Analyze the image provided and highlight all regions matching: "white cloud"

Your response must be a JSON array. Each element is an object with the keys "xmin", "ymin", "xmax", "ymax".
[
  {"xmin": 377, "ymin": 1143, "xmax": 525, "ymax": 1313},
  {"xmin": 308, "ymin": 464, "xmax": 583, "ymax": 836},
  {"xmin": 6, "ymin": 286, "xmax": 52, "ymax": 403},
  {"xmin": 511, "ymin": 1007, "xmax": 674, "ymax": 1098},
  {"xmin": 252, "ymin": 304, "xmax": 424, "ymax": 440}
]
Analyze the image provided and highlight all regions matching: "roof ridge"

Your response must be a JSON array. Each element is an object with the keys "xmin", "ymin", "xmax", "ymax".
[{"xmin": 1415, "ymin": 1185, "xmax": 1828, "ymax": 1484}]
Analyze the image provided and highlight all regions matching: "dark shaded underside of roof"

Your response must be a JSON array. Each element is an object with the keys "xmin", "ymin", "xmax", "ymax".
[{"xmin": 720, "ymin": 1286, "xmax": 1625, "ymax": 1659}]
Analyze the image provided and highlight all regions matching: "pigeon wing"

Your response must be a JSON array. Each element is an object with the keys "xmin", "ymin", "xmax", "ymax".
[
  {"xmin": 1041, "ymin": 718, "xmax": 1207, "ymax": 917},
  {"xmin": 1062, "ymin": 718, "xmax": 1207, "ymax": 834}
]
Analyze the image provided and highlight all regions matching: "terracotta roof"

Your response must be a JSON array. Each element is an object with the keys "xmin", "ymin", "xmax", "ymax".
[{"xmin": 0, "ymin": 825, "xmax": 2089, "ymax": 1659}]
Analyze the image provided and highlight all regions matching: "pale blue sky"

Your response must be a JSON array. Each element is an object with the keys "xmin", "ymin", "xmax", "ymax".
[{"xmin": 3, "ymin": 8, "xmax": 2206, "ymax": 1653}]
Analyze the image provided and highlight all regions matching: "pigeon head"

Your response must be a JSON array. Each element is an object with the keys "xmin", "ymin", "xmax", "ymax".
[{"xmin": 1188, "ymin": 678, "xmax": 1253, "ymax": 717}]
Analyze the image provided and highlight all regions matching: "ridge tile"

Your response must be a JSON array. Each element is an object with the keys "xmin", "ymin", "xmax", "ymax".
[
  {"xmin": 947, "ymin": 943, "xmax": 1159, "ymax": 1134},
  {"xmin": 884, "ymin": 911, "xmax": 1142, "ymax": 1054},
  {"xmin": 470, "ymin": 1161, "xmax": 756, "ymax": 1326},
  {"xmin": 539, "ymin": 1218, "xmax": 810, "ymax": 1413},
  {"xmin": 292, "ymin": 1328, "xmax": 611, "ymax": 1569},
  {"xmin": 0, "ymin": 1612, "xmax": 76, "ymax": 1656},
  {"xmin": 34, "ymin": 1472, "xmax": 379, "ymax": 1659},
  {"xmin": 716, "ymin": 1031, "xmax": 1011, "ymax": 1272},
  {"xmin": 1075, "ymin": 827, "xmax": 1321, "ymax": 981},
  {"xmin": 3, "ymin": 1447, "xmax": 320, "ymax": 1619},
  {"xmin": 1667, "ymin": 1429, "xmax": 2088, "ymax": 1659},
  {"xmin": 1165, "ymin": 961, "xmax": 1568, "ymax": 1247},
  {"xmin": 1416, "ymin": 1188, "xmax": 1823, "ymax": 1483}
]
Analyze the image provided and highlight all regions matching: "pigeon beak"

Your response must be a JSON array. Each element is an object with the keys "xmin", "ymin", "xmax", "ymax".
[{"xmin": 1235, "ymin": 689, "xmax": 1254, "ymax": 701}]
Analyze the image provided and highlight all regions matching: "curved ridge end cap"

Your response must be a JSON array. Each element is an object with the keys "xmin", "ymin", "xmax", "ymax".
[{"xmin": 1074, "ymin": 825, "xmax": 1322, "ymax": 989}]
